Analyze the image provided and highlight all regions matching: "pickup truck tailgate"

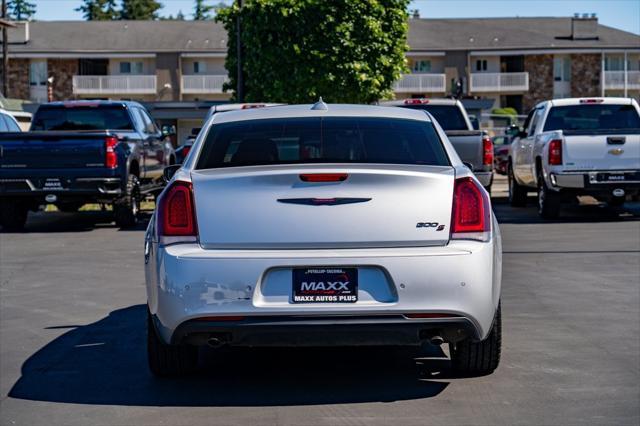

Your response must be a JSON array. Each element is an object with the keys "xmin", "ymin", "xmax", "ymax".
[
  {"xmin": 563, "ymin": 133, "xmax": 640, "ymax": 171},
  {"xmin": 0, "ymin": 133, "xmax": 106, "ymax": 169}
]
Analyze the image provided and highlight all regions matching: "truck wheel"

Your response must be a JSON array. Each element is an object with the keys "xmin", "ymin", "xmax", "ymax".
[
  {"xmin": 147, "ymin": 310, "xmax": 198, "ymax": 377},
  {"xmin": 114, "ymin": 175, "xmax": 140, "ymax": 228},
  {"xmin": 508, "ymin": 164, "xmax": 527, "ymax": 207},
  {"xmin": 56, "ymin": 202, "xmax": 84, "ymax": 213},
  {"xmin": 537, "ymin": 175, "xmax": 561, "ymax": 219},
  {"xmin": 450, "ymin": 302, "xmax": 501, "ymax": 376},
  {"xmin": 0, "ymin": 199, "xmax": 29, "ymax": 231}
]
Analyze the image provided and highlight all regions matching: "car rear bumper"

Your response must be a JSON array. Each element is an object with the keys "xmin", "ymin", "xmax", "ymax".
[
  {"xmin": 0, "ymin": 177, "xmax": 123, "ymax": 202},
  {"xmin": 474, "ymin": 171, "xmax": 493, "ymax": 187},
  {"xmin": 548, "ymin": 170, "xmax": 640, "ymax": 198},
  {"xmin": 161, "ymin": 314, "xmax": 480, "ymax": 347},
  {"xmin": 146, "ymin": 229, "xmax": 502, "ymax": 346}
]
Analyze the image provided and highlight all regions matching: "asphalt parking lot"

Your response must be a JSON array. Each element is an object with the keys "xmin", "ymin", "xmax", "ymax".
[{"xmin": 1, "ymin": 176, "xmax": 639, "ymax": 426}]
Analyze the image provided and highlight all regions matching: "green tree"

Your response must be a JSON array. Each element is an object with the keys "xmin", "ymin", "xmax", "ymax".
[
  {"xmin": 7, "ymin": 0, "xmax": 36, "ymax": 20},
  {"xmin": 216, "ymin": 0, "xmax": 410, "ymax": 103},
  {"xmin": 193, "ymin": 0, "xmax": 213, "ymax": 20},
  {"xmin": 120, "ymin": 0, "xmax": 163, "ymax": 20},
  {"xmin": 75, "ymin": 0, "xmax": 118, "ymax": 20}
]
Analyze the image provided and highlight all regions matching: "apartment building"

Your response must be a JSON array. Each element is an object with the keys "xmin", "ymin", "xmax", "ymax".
[{"xmin": 1, "ymin": 16, "xmax": 638, "ymax": 142}]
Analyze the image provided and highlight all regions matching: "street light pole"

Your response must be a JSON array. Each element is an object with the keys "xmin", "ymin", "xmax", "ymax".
[
  {"xmin": 236, "ymin": 0, "xmax": 244, "ymax": 102},
  {"xmin": 2, "ymin": 0, "xmax": 8, "ymax": 97}
]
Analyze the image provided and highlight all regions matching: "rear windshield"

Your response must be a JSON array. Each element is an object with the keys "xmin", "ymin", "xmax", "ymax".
[
  {"xmin": 196, "ymin": 117, "xmax": 449, "ymax": 169},
  {"xmin": 31, "ymin": 106, "xmax": 134, "ymax": 131},
  {"xmin": 398, "ymin": 105, "xmax": 468, "ymax": 131},
  {"xmin": 543, "ymin": 104, "xmax": 640, "ymax": 132}
]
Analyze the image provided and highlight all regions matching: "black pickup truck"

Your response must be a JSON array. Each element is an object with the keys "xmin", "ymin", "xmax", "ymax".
[{"xmin": 0, "ymin": 101, "xmax": 175, "ymax": 230}]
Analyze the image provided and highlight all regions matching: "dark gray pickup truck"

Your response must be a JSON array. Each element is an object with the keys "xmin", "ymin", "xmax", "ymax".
[{"xmin": 0, "ymin": 101, "xmax": 175, "ymax": 230}]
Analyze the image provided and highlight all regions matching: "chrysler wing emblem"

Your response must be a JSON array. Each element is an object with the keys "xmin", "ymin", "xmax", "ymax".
[{"xmin": 608, "ymin": 148, "xmax": 624, "ymax": 155}]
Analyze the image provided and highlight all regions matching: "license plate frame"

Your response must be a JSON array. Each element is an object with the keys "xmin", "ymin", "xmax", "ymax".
[{"xmin": 292, "ymin": 267, "xmax": 358, "ymax": 303}]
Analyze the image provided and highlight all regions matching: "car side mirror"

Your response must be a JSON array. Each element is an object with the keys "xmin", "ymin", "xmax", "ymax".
[
  {"xmin": 463, "ymin": 161, "xmax": 474, "ymax": 171},
  {"xmin": 163, "ymin": 164, "xmax": 181, "ymax": 183}
]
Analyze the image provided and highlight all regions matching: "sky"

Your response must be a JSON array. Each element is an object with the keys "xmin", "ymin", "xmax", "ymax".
[{"xmin": 32, "ymin": 0, "xmax": 640, "ymax": 35}]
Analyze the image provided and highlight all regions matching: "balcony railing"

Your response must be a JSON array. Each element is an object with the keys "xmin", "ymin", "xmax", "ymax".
[
  {"xmin": 604, "ymin": 71, "xmax": 640, "ymax": 90},
  {"xmin": 73, "ymin": 75, "xmax": 157, "ymax": 95},
  {"xmin": 181, "ymin": 75, "xmax": 229, "ymax": 94},
  {"xmin": 393, "ymin": 73, "xmax": 446, "ymax": 93},
  {"xmin": 470, "ymin": 72, "xmax": 529, "ymax": 93}
]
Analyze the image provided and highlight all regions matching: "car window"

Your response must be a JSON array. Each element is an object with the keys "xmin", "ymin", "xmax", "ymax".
[
  {"xmin": 31, "ymin": 105, "xmax": 134, "ymax": 131},
  {"xmin": 1, "ymin": 113, "xmax": 21, "ymax": 132},
  {"xmin": 196, "ymin": 117, "xmax": 450, "ymax": 169},
  {"xmin": 398, "ymin": 104, "xmax": 468, "ymax": 131},
  {"xmin": 543, "ymin": 104, "xmax": 640, "ymax": 132},
  {"xmin": 131, "ymin": 108, "xmax": 146, "ymax": 132},
  {"xmin": 0, "ymin": 113, "xmax": 9, "ymax": 132},
  {"xmin": 140, "ymin": 109, "xmax": 159, "ymax": 134},
  {"xmin": 528, "ymin": 108, "xmax": 544, "ymax": 137}
]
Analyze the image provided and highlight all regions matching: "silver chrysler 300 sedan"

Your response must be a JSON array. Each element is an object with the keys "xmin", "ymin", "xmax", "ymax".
[{"xmin": 144, "ymin": 101, "xmax": 502, "ymax": 377}]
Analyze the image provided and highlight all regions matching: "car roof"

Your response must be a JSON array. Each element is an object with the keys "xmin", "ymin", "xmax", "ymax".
[
  {"xmin": 42, "ymin": 100, "xmax": 143, "ymax": 108},
  {"xmin": 380, "ymin": 98, "xmax": 459, "ymax": 107},
  {"xmin": 547, "ymin": 97, "xmax": 635, "ymax": 107},
  {"xmin": 210, "ymin": 103, "xmax": 432, "ymax": 125}
]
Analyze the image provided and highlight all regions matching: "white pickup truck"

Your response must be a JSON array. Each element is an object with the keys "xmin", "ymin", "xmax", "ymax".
[
  {"xmin": 382, "ymin": 99, "xmax": 494, "ymax": 190},
  {"xmin": 509, "ymin": 97, "xmax": 640, "ymax": 218}
]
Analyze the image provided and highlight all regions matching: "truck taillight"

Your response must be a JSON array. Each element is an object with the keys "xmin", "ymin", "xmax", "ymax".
[
  {"xmin": 451, "ymin": 177, "xmax": 491, "ymax": 241},
  {"xmin": 483, "ymin": 137, "xmax": 494, "ymax": 166},
  {"xmin": 157, "ymin": 180, "xmax": 198, "ymax": 243},
  {"xmin": 549, "ymin": 139, "xmax": 563, "ymax": 165},
  {"xmin": 105, "ymin": 136, "xmax": 118, "ymax": 169}
]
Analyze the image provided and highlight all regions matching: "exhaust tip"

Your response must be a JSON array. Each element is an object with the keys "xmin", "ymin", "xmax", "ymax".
[
  {"xmin": 207, "ymin": 337, "xmax": 227, "ymax": 348},
  {"xmin": 429, "ymin": 336, "xmax": 445, "ymax": 346}
]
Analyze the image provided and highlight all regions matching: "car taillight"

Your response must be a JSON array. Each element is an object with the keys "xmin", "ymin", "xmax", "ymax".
[
  {"xmin": 105, "ymin": 136, "xmax": 118, "ymax": 169},
  {"xmin": 483, "ymin": 137, "xmax": 494, "ymax": 166},
  {"xmin": 549, "ymin": 139, "xmax": 562, "ymax": 165},
  {"xmin": 157, "ymin": 180, "xmax": 197, "ymax": 243},
  {"xmin": 299, "ymin": 173, "xmax": 348, "ymax": 182},
  {"xmin": 404, "ymin": 98, "xmax": 429, "ymax": 105},
  {"xmin": 451, "ymin": 177, "xmax": 491, "ymax": 241}
]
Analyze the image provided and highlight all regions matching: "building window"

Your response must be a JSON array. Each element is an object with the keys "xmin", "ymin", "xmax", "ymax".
[
  {"xmin": 119, "ymin": 61, "xmax": 144, "ymax": 74},
  {"xmin": 553, "ymin": 56, "xmax": 571, "ymax": 82},
  {"xmin": 193, "ymin": 61, "xmax": 206, "ymax": 74},
  {"xmin": 475, "ymin": 59, "xmax": 488, "ymax": 72},
  {"xmin": 412, "ymin": 60, "xmax": 431, "ymax": 73},
  {"xmin": 604, "ymin": 57, "xmax": 625, "ymax": 71}
]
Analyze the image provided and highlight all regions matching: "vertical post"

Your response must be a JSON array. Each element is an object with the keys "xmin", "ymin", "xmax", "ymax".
[
  {"xmin": 623, "ymin": 51, "xmax": 628, "ymax": 98},
  {"xmin": 236, "ymin": 0, "xmax": 244, "ymax": 102},
  {"xmin": 600, "ymin": 52, "xmax": 605, "ymax": 97},
  {"xmin": 2, "ymin": 0, "xmax": 8, "ymax": 97}
]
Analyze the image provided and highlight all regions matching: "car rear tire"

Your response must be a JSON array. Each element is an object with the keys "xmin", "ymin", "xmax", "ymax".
[
  {"xmin": 450, "ymin": 303, "xmax": 501, "ymax": 376},
  {"xmin": 0, "ymin": 199, "xmax": 29, "ymax": 231},
  {"xmin": 147, "ymin": 311, "xmax": 198, "ymax": 377},
  {"xmin": 537, "ymin": 175, "xmax": 561, "ymax": 219},
  {"xmin": 508, "ymin": 164, "xmax": 527, "ymax": 207},
  {"xmin": 114, "ymin": 175, "xmax": 140, "ymax": 229}
]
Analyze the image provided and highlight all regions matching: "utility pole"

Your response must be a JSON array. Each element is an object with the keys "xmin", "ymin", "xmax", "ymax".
[
  {"xmin": 236, "ymin": 0, "xmax": 244, "ymax": 102},
  {"xmin": 2, "ymin": 0, "xmax": 8, "ymax": 97}
]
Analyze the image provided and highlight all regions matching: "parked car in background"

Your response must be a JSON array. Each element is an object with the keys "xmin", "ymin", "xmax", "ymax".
[
  {"xmin": 175, "ymin": 103, "xmax": 286, "ymax": 165},
  {"xmin": 145, "ymin": 102, "xmax": 502, "ymax": 377},
  {"xmin": 492, "ymin": 135, "xmax": 511, "ymax": 175},
  {"xmin": 0, "ymin": 109, "xmax": 23, "ymax": 133},
  {"xmin": 509, "ymin": 97, "xmax": 640, "ymax": 218},
  {"xmin": 382, "ymin": 99, "xmax": 494, "ymax": 191},
  {"xmin": 0, "ymin": 100, "xmax": 175, "ymax": 231}
]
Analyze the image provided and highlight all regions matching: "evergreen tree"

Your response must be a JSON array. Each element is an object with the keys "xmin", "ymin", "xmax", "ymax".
[
  {"xmin": 120, "ymin": 0, "xmax": 163, "ymax": 20},
  {"xmin": 75, "ymin": 0, "xmax": 118, "ymax": 20},
  {"xmin": 7, "ymin": 0, "xmax": 36, "ymax": 20},
  {"xmin": 176, "ymin": 10, "xmax": 185, "ymax": 20},
  {"xmin": 193, "ymin": 0, "xmax": 213, "ymax": 20}
]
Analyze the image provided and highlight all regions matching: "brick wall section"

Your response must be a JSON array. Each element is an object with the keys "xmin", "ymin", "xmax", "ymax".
[
  {"xmin": 0, "ymin": 58, "xmax": 30, "ymax": 99},
  {"xmin": 571, "ymin": 54, "xmax": 601, "ymax": 98},
  {"xmin": 523, "ymin": 54, "xmax": 553, "ymax": 112},
  {"xmin": 48, "ymin": 59, "xmax": 78, "ymax": 100}
]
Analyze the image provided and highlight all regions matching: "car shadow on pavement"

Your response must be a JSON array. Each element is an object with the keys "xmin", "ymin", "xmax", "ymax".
[
  {"xmin": 0, "ymin": 211, "xmax": 151, "ymax": 233},
  {"xmin": 491, "ymin": 195, "xmax": 640, "ymax": 224},
  {"xmin": 9, "ymin": 305, "xmax": 450, "ymax": 407}
]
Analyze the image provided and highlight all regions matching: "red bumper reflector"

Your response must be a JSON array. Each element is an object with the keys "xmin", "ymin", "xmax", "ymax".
[
  {"xmin": 405, "ymin": 313, "xmax": 459, "ymax": 319},
  {"xmin": 299, "ymin": 173, "xmax": 348, "ymax": 182},
  {"xmin": 195, "ymin": 316, "xmax": 246, "ymax": 322}
]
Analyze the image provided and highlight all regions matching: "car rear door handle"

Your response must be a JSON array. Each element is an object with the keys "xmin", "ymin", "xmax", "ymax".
[{"xmin": 607, "ymin": 136, "xmax": 625, "ymax": 145}]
